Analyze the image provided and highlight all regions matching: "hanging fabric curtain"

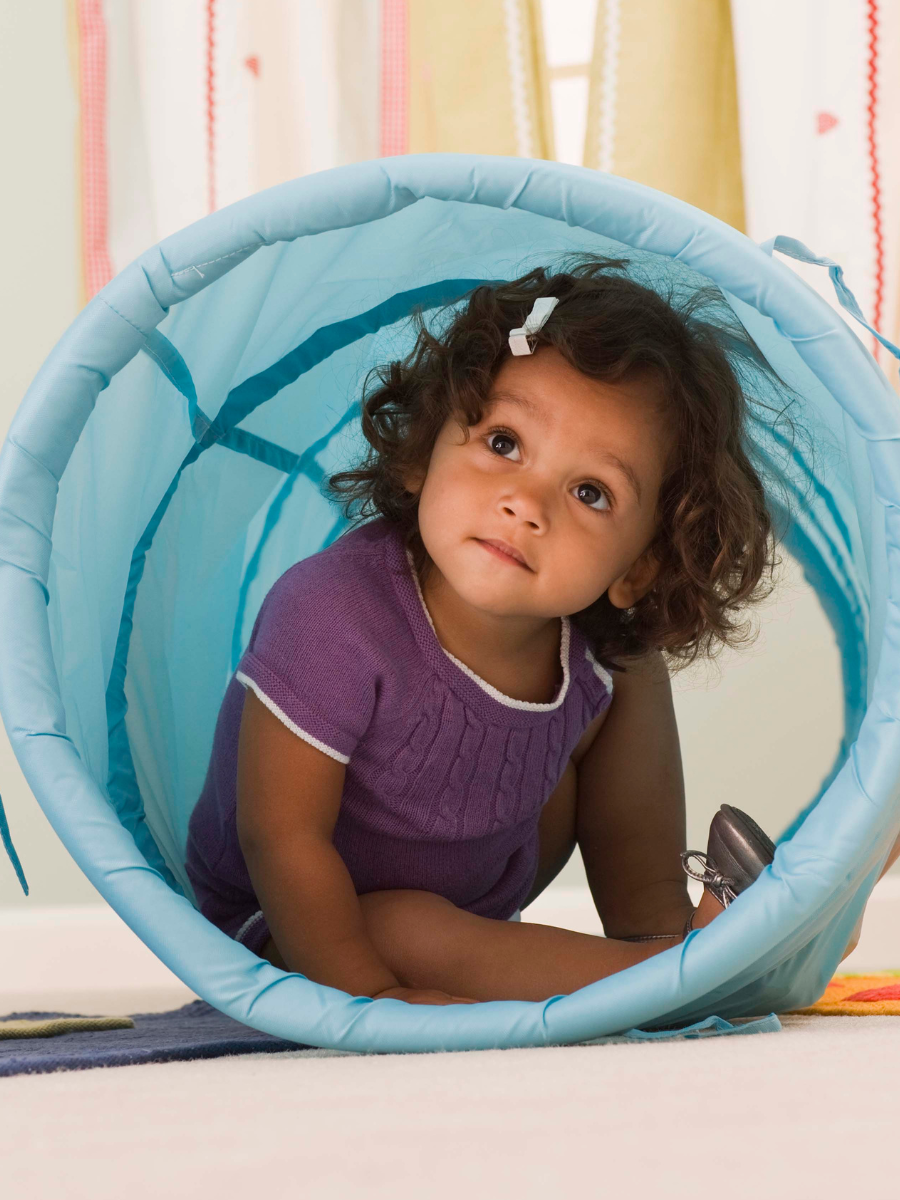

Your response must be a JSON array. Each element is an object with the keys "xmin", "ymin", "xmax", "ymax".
[
  {"xmin": 66, "ymin": 0, "xmax": 383, "ymax": 307},
  {"xmin": 730, "ymin": 0, "xmax": 900, "ymax": 392},
  {"xmin": 583, "ymin": 0, "xmax": 745, "ymax": 233},
  {"xmin": 407, "ymin": 0, "xmax": 554, "ymax": 159},
  {"xmin": 65, "ymin": 0, "xmax": 555, "ymax": 307}
]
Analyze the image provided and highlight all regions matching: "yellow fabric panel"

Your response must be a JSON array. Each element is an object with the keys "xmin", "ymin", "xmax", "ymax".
[
  {"xmin": 584, "ymin": 0, "xmax": 745, "ymax": 232},
  {"xmin": 530, "ymin": 0, "xmax": 555, "ymax": 164},
  {"xmin": 408, "ymin": 0, "xmax": 553, "ymax": 159}
]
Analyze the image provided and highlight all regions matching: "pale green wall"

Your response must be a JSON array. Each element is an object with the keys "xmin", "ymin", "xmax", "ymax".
[{"xmin": 0, "ymin": 2, "xmax": 105, "ymax": 908}]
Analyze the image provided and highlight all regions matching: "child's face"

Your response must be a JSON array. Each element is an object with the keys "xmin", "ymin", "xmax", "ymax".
[{"xmin": 413, "ymin": 347, "xmax": 673, "ymax": 622}]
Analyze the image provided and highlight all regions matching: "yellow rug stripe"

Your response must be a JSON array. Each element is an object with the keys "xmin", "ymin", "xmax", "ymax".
[
  {"xmin": 791, "ymin": 972, "xmax": 900, "ymax": 1016},
  {"xmin": 0, "ymin": 1016, "xmax": 135, "ymax": 1041}
]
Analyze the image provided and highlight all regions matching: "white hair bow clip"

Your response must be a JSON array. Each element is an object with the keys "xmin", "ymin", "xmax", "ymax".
[{"xmin": 508, "ymin": 296, "xmax": 559, "ymax": 356}]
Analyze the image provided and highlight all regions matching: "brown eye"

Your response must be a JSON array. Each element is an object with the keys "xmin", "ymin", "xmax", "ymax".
[
  {"xmin": 575, "ymin": 482, "xmax": 611, "ymax": 512},
  {"xmin": 484, "ymin": 429, "xmax": 611, "ymax": 510},
  {"xmin": 488, "ymin": 432, "xmax": 521, "ymax": 461}
]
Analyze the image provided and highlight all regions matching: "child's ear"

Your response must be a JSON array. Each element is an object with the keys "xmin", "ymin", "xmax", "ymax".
[{"xmin": 607, "ymin": 548, "xmax": 661, "ymax": 610}]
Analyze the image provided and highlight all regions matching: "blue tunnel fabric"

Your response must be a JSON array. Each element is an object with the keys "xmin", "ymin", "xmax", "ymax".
[
  {"xmin": 104, "ymin": 278, "xmax": 489, "ymax": 896},
  {"xmin": 1, "ymin": 154, "xmax": 899, "ymax": 1051}
]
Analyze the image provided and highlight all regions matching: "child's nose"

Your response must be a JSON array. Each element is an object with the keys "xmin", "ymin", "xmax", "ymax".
[{"xmin": 498, "ymin": 485, "xmax": 549, "ymax": 530}]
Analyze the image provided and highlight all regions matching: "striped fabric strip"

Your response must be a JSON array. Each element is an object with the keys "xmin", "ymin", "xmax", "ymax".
[
  {"xmin": 865, "ymin": 0, "xmax": 884, "ymax": 360},
  {"xmin": 76, "ymin": 0, "xmax": 112, "ymax": 299},
  {"xmin": 206, "ymin": 0, "xmax": 217, "ymax": 213},
  {"xmin": 380, "ymin": 0, "xmax": 408, "ymax": 156},
  {"xmin": 596, "ymin": 0, "xmax": 621, "ymax": 173},
  {"xmin": 502, "ymin": 0, "xmax": 534, "ymax": 158}
]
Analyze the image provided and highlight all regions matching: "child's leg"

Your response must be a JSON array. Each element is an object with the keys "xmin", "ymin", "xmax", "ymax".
[
  {"xmin": 258, "ymin": 761, "xmax": 718, "ymax": 998},
  {"xmin": 522, "ymin": 755, "xmax": 695, "ymax": 937},
  {"xmin": 358, "ymin": 887, "xmax": 724, "ymax": 1003}
]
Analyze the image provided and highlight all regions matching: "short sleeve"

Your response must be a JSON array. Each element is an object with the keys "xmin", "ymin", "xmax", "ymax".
[
  {"xmin": 583, "ymin": 645, "xmax": 615, "ymax": 712},
  {"xmin": 235, "ymin": 558, "xmax": 379, "ymax": 764}
]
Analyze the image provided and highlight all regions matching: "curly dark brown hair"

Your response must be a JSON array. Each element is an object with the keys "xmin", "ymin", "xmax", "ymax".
[{"xmin": 325, "ymin": 254, "xmax": 806, "ymax": 674}]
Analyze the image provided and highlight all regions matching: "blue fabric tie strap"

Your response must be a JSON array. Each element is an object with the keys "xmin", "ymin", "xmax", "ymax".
[
  {"xmin": 621, "ymin": 1012, "xmax": 782, "ymax": 1041},
  {"xmin": 582, "ymin": 1011, "xmax": 782, "ymax": 1045},
  {"xmin": 0, "ymin": 789, "xmax": 28, "ymax": 896},
  {"xmin": 760, "ymin": 234, "xmax": 900, "ymax": 362}
]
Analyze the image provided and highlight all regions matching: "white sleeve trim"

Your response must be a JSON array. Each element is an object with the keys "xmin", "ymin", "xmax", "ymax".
[
  {"xmin": 236, "ymin": 671, "xmax": 350, "ymax": 765},
  {"xmin": 234, "ymin": 910, "xmax": 266, "ymax": 946},
  {"xmin": 406, "ymin": 547, "xmax": 572, "ymax": 711},
  {"xmin": 584, "ymin": 646, "xmax": 614, "ymax": 695}
]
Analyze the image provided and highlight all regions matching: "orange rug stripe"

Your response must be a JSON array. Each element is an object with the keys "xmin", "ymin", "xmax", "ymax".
[{"xmin": 791, "ymin": 972, "xmax": 900, "ymax": 1016}]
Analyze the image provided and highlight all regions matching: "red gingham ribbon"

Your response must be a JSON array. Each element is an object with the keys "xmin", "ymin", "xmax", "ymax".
[
  {"xmin": 381, "ymin": 0, "xmax": 408, "ymax": 156},
  {"xmin": 77, "ymin": 0, "xmax": 112, "ymax": 299}
]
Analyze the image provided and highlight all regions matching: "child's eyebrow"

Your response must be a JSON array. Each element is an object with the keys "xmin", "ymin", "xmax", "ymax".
[{"xmin": 487, "ymin": 391, "xmax": 644, "ymax": 504}]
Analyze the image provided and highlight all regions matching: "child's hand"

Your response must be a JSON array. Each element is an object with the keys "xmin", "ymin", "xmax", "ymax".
[{"xmin": 372, "ymin": 986, "xmax": 477, "ymax": 1005}]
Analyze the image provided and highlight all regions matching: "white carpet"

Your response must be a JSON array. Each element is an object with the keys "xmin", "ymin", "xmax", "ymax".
[
  {"xmin": 3, "ymin": 885, "xmax": 900, "ymax": 1198},
  {"xmin": 4, "ymin": 1013, "xmax": 900, "ymax": 1198}
]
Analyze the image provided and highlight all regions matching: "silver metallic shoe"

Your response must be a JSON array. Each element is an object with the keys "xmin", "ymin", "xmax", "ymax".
[
  {"xmin": 681, "ymin": 804, "xmax": 776, "ymax": 924},
  {"xmin": 620, "ymin": 806, "xmax": 776, "ymax": 943}
]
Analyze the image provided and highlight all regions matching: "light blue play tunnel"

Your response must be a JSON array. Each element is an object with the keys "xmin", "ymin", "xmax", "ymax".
[{"xmin": 1, "ymin": 154, "xmax": 899, "ymax": 1052}]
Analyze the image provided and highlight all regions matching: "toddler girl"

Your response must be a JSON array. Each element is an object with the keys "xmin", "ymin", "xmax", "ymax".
[{"xmin": 185, "ymin": 257, "xmax": 851, "ymax": 1005}]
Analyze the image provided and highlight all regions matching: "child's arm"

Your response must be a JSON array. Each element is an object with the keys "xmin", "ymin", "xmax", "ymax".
[
  {"xmin": 236, "ymin": 689, "xmax": 471, "ymax": 1003},
  {"xmin": 575, "ymin": 649, "xmax": 694, "ymax": 938}
]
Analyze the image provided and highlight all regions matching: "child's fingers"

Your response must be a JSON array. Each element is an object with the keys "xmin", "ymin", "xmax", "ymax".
[{"xmin": 376, "ymin": 986, "xmax": 477, "ymax": 1005}]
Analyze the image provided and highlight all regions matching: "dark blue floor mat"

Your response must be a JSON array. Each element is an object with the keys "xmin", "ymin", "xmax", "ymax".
[{"xmin": 0, "ymin": 1000, "xmax": 308, "ymax": 1077}]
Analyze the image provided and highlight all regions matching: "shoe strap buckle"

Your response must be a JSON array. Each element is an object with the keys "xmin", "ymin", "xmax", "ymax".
[{"xmin": 680, "ymin": 850, "xmax": 739, "ymax": 907}]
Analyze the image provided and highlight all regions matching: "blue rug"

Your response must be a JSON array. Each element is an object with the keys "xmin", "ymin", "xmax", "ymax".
[
  {"xmin": 0, "ymin": 1000, "xmax": 308, "ymax": 1077},
  {"xmin": 0, "ymin": 1002, "xmax": 782, "ymax": 1077}
]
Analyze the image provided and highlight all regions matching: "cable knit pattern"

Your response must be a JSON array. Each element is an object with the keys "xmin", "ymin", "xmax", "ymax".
[{"xmin": 185, "ymin": 517, "xmax": 613, "ymax": 954}]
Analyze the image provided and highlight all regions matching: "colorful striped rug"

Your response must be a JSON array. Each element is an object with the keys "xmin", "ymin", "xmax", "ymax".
[{"xmin": 793, "ymin": 972, "xmax": 900, "ymax": 1016}]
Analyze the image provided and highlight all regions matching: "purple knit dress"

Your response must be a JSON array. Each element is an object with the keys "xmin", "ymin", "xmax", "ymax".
[{"xmin": 185, "ymin": 517, "xmax": 614, "ymax": 955}]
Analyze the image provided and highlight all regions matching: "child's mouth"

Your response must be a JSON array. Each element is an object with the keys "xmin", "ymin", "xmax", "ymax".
[{"xmin": 475, "ymin": 539, "xmax": 531, "ymax": 570}]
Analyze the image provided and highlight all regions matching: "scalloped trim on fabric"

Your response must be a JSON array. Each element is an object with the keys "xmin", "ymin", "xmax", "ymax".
[
  {"xmin": 584, "ymin": 645, "xmax": 614, "ymax": 695},
  {"xmin": 235, "ymin": 671, "xmax": 350, "ymax": 764},
  {"xmin": 405, "ymin": 548, "xmax": 572, "ymax": 712},
  {"xmin": 234, "ymin": 910, "xmax": 266, "ymax": 946}
]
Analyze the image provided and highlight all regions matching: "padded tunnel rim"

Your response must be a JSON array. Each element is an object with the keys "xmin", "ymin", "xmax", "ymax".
[{"xmin": 0, "ymin": 154, "xmax": 898, "ymax": 1051}]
